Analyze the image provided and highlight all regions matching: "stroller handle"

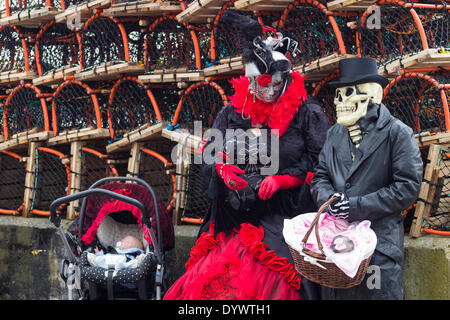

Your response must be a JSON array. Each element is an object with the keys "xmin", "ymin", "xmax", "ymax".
[
  {"xmin": 81, "ymin": 176, "xmax": 156, "ymax": 190},
  {"xmin": 78, "ymin": 177, "xmax": 162, "ymax": 251},
  {"xmin": 49, "ymin": 188, "xmax": 148, "ymax": 229}
]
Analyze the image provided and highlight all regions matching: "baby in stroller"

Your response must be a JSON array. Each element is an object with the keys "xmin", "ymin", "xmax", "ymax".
[
  {"xmin": 79, "ymin": 205, "xmax": 161, "ymax": 300},
  {"xmin": 50, "ymin": 177, "xmax": 174, "ymax": 300},
  {"xmin": 88, "ymin": 235, "xmax": 145, "ymax": 271}
]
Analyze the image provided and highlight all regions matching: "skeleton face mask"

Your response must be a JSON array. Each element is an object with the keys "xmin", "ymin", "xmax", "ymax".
[{"xmin": 334, "ymin": 82, "xmax": 383, "ymax": 127}]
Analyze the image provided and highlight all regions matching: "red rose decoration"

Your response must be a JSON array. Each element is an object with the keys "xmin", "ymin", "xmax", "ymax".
[
  {"xmin": 257, "ymin": 74, "xmax": 272, "ymax": 87},
  {"xmin": 239, "ymin": 223, "xmax": 264, "ymax": 246},
  {"xmin": 290, "ymin": 275, "xmax": 302, "ymax": 290},
  {"xmin": 185, "ymin": 231, "xmax": 218, "ymax": 270}
]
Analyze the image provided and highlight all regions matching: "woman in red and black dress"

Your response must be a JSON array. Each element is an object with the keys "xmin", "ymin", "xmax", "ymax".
[{"xmin": 164, "ymin": 11, "xmax": 329, "ymax": 300}]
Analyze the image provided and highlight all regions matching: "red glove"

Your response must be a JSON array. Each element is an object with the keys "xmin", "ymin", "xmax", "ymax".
[
  {"xmin": 216, "ymin": 162, "xmax": 248, "ymax": 191},
  {"xmin": 258, "ymin": 175, "xmax": 304, "ymax": 200}
]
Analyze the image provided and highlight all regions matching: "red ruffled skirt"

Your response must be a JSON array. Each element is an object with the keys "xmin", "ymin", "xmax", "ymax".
[{"xmin": 164, "ymin": 222, "xmax": 302, "ymax": 300}]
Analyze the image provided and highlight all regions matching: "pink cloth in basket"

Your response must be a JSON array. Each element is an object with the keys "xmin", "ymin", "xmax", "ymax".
[
  {"xmin": 292, "ymin": 212, "xmax": 350, "ymax": 252},
  {"xmin": 283, "ymin": 212, "xmax": 377, "ymax": 278}
]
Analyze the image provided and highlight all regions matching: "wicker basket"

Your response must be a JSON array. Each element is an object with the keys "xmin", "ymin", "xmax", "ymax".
[{"xmin": 288, "ymin": 196, "xmax": 373, "ymax": 289}]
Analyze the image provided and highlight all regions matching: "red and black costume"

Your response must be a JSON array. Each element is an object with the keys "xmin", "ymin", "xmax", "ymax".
[{"xmin": 164, "ymin": 11, "xmax": 329, "ymax": 300}]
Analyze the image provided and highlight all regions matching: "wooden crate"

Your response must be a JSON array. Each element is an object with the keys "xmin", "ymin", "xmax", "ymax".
[
  {"xmin": 47, "ymin": 127, "xmax": 111, "ymax": 146},
  {"xmin": 126, "ymin": 140, "xmax": 178, "ymax": 223},
  {"xmin": 203, "ymin": 53, "xmax": 355, "ymax": 80},
  {"xmin": 415, "ymin": 132, "xmax": 450, "ymax": 150},
  {"xmin": 67, "ymin": 141, "xmax": 85, "ymax": 219},
  {"xmin": 103, "ymin": 0, "xmax": 182, "ymax": 17},
  {"xmin": 0, "ymin": 6, "xmax": 60, "ymax": 28},
  {"xmin": 429, "ymin": 152, "xmax": 450, "ymax": 233},
  {"xmin": 327, "ymin": 0, "xmax": 376, "ymax": 11},
  {"xmin": 106, "ymin": 121, "xmax": 166, "ymax": 153},
  {"xmin": 0, "ymin": 70, "xmax": 36, "ymax": 86},
  {"xmin": 410, "ymin": 144, "xmax": 449, "ymax": 237},
  {"xmin": 75, "ymin": 61, "xmax": 146, "ymax": 82},
  {"xmin": 234, "ymin": 0, "xmax": 294, "ymax": 11},
  {"xmin": 203, "ymin": 56, "xmax": 244, "ymax": 77},
  {"xmin": 23, "ymin": 142, "xmax": 42, "ymax": 218},
  {"xmin": 162, "ymin": 129, "xmax": 206, "ymax": 225},
  {"xmin": 294, "ymin": 53, "xmax": 356, "ymax": 82},
  {"xmin": 139, "ymin": 69, "xmax": 205, "ymax": 84},
  {"xmin": 0, "ymin": 130, "xmax": 52, "ymax": 152},
  {"xmin": 67, "ymin": 143, "xmax": 120, "ymax": 219},
  {"xmin": 33, "ymin": 65, "xmax": 81, "ymax": 87},
  {"xmin": 123, "ymin": 128, "xmax": 205, "ymax": 224},
  {"xmin": 0, "ymin": 150, "xmax": 27, "ymax": 216},
  {"xmin": 138, "ymin": 144, "xmax": 176, "ymax": 203},
  {"xmin": 176, "ymin": 0, "xmax": 228, "ymax": 23},
  {"xmin": 55, "ymin": 0, "xmax": 111, "ymax": 23},
  {"xmin": 23, "ymin": 143, "xmax": 71, "ymax": 218},
  {"xmin": 161, "ymin": 128, "xmax": 204, "ymax": 152},
  {"xmin": 378, "ymin": 49, "xmax": 450, "ymax": 79}
]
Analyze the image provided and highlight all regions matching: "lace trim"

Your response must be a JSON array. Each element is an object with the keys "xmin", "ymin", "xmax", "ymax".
[{"xmin": 201, "ymin": 264, "xmax": 240, "ymax": 300}]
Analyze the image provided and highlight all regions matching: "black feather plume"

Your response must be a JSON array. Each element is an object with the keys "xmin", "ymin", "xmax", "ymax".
[
  {"xmin": 220, "ymin": 10, "xmax": 264, "ymax": 70},
  {"xmin": 220, "ymin": 10, "xmax": 262, "ymax": 49}
]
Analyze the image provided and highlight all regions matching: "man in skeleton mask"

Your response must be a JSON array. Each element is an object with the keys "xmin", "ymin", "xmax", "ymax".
[{"xmin": 310, "ymin": 57, "xmax": 423, "ymax": 299}]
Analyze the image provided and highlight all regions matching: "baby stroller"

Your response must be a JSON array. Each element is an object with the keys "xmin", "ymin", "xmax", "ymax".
[{"xmin": 50, "ymin": 177, "xmax": 174, "ymax": 300}]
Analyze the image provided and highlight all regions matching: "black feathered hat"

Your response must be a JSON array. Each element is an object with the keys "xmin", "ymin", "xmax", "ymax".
[{"xmin": 221, "ymin": 10, "xmax": 300, "ymax": 79}]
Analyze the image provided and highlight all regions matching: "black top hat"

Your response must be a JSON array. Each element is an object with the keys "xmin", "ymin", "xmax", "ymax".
[{"xmin": 329, "ymin": 57, "xmax": 389, "ymax": 88}]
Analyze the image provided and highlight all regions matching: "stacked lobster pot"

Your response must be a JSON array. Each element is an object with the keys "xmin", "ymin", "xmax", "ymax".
[{"xmin": 0, "ymin": 0, "xmax": 448, "ymax": 236}]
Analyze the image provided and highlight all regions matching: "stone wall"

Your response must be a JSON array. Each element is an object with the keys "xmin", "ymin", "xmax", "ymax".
[
  {"xmin": 0, "ymin": 216, "xmax": 66, "ymax": 299},
  {"xmin": 403, "ymin": 235, "xmax": 450, "ymax": 300},
  {"xmin": 0, "ymin": 216, "xmax": 199, "ymax": 300},
  {"xmin": 0, "ymin": 216, "xmax": 448, "ymax": 300}
]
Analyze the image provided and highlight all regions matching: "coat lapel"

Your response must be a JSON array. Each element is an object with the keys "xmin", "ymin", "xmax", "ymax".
[
  {"xmin": 332, "ymin": 126, "xmax": 353, "ymax": 171},
  {"xmin": 346, "ymin": 104, "xmax": 393, "ymax": 180}
]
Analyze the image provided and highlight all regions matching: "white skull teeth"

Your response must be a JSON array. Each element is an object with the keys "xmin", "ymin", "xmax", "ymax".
[{"xmin": 336, "ymin": 104, "xmax": 358, "ymax": 114}]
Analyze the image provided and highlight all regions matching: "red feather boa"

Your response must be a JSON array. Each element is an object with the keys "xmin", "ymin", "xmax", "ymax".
[{"xmin": 229, "ymin": 71, "xmax": 307, "ymax": 136}]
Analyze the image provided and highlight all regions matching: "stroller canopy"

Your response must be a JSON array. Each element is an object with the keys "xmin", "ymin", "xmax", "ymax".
[{"xmin": 79, "ymin": 183, "xmax": 174, "ymax": 251}]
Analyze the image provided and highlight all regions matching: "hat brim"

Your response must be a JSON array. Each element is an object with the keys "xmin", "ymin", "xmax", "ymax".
[{"xmin": 329, "ymin": 74, "xmax": 389, "ymax": 89}]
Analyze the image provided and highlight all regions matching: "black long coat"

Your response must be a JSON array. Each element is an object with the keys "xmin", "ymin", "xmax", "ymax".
[{"xmin": 310, "ymin": 103, "xmax": 423, "ymax": 299}]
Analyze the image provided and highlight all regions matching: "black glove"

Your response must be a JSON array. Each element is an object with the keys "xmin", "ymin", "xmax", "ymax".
[{"xmin": 327, "ymin": 192, "xmax": 350, "ymax": 220}]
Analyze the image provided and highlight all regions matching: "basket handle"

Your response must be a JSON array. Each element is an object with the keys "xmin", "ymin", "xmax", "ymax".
[{"xmin": 301, "ymin": 196, "xmax": 340, "ymax": 254}]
